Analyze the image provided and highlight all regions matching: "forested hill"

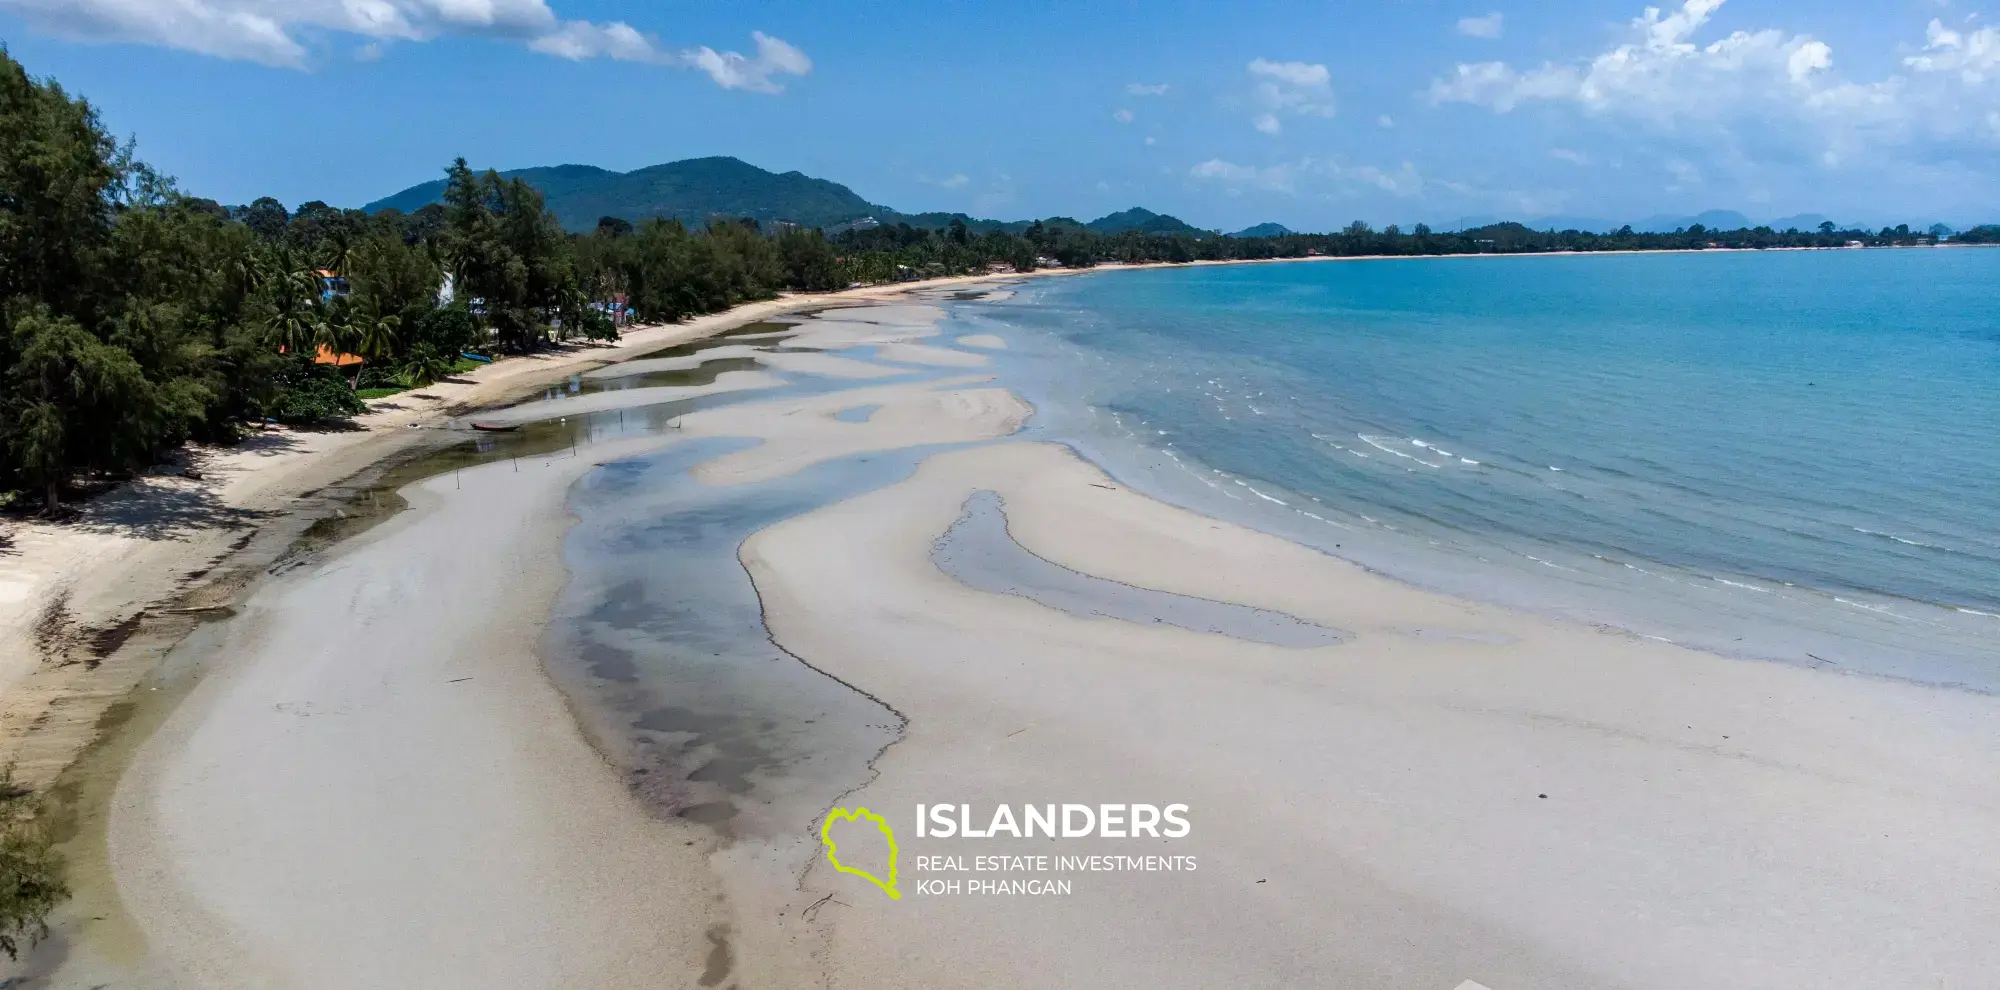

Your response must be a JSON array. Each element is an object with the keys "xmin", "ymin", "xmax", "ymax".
[
  {"xmin": 1086, "ymin": 207, "xmax": 1208, "ymax": 235},
  {"xmin": 365, "ymin": 156, "xmax": 895, "ymax": 232},
  {"xmin": 366, "ymin": 157, "xmax": 1213, "ymax": 236}
]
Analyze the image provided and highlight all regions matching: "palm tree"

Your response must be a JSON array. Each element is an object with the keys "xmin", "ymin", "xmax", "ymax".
[
  {"xmin": 262, "ymin": 245, "xmax": 329, "ymax": 358},
  {"xmin": 351, "ymin": 302, "xmax": 400, "ymax": 364},
  {"xmin": 400, "ymin": 342, "xmax": 457, "ymax": 387},
  {"xmin": 321, "ymin": 227, "xmax": 357, "ymax": 281},
  {"xmin": 267, "ymin": 283, "xmax": 319, "ymax": 357}
]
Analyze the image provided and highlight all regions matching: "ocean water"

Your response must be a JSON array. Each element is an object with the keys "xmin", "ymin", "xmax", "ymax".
[{"xmin": 964, "ymin": 250, "xmax": 2000, "ymax": 690}]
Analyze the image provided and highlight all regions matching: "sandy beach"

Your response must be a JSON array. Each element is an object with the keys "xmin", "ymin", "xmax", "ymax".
[{"xmin": 8, "ymin": 267, "xmax": 1999, "ymax": 988}]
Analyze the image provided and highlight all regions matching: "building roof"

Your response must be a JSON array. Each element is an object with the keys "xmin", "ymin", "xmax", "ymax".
[{"xmin": 313, "ymin": 344, "xmax": 364, "ymax": 367}]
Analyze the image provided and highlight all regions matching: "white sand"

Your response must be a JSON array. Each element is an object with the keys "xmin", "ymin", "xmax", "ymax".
[
  {"xmin": 108, "ymin": 434, "xmax": 728, "ymax": 988},
  {"xmin": 677, "ymin": 376, "xmax": 1030, "ymax": 486},
  {"xmin": 734, "ymin": 441, "xmax": 2000, "ymax": 989},
  {"xmin": 955, "ymin": 334, "xmax": 1008, "ymax": 349}
]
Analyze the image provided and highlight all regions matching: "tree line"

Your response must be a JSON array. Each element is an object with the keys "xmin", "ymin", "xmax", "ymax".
[{"xmin": 825, "ymin": 215, "xmax": 1959, "ymax": 279}]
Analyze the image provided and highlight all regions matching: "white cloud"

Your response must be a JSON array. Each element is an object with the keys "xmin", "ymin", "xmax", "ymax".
[
  {"xmin": 1549, "ymin": 147, "xmax": 1589, "ymax": 164},
  {"xmin": 1456, "ymin": 12, "xmax": 1503, "ymax": 39},
  {"xmin": 1349, "ymin": 162, "xmax": 1425, "ymax": 196},
  {"xmin": 0, "ymin": 0, "xmax": 810, "ymax": 92},
  {"xmin": 679, "ymin": 31, "xmax": 811, "ymax": 93},
  {"xmin": 1113, "ymin": 108, "xmax": 1134, "ymax": 123},
  {"xmin": 529, "ymin": 20, "xmax": 660, "ymax": 62},
  {"xmin": 1247, "ymin": 57, "xmax": 1335, "ymax": 133},
  {"xmin": 1189, "ymin": 157, "xmax": 1427, "ymax": 197},
  {"xmin": 532, "ymin": 23, "xmax": 812, "ymax": 93},
  {"xmin": 1126, "ymin": 82, "xmax": 1170, "ymax": 96},
  {"xmin": 940, "ymin": 173, "xmax": 969, "ymax": 189},
  {"xmin": 0, "ymin": 0, "xmax": 317, "ymax": 66},
  {"xmin": 1421, "ymin": 0, "xmax": 2000, "ymax": 160},
  {"xmin": 1378, "ymin": 114, "xmax": 1395, "ymax": 128},
  {"xmin": 1144, "ymin": 136, "xmax": 1157, "ymax": 145},
  {"xmin": 1191, "ymin": 158, "xmax": 1301, "ymax": 192},
  {"xmin": 1906, "ymin": 18, "xmax": 2000, "ymax": 84}
]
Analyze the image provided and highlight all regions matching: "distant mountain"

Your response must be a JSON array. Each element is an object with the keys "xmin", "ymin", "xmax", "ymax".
[
  {"xmin": 1523, "ymin": 215, "xmax": 1618, "ymax": 234},
  {"xmin": 1766, "ymin": 213, "xmax": 1833, "ymax": 231},
  {"xmin": 1630, "ymin": 209, "xmax": 1754, "ymax": 233},
  {"xmin": 364, "ymin": 156, "xmax": 895, "ymax": 233},
  {"xmin": 1085, "ymin": 207, "xmax": 1206, "ymax": 236},
  {"xmin": 1233, "ymin": 222, "xmax": 1293, "ymax": 238}
]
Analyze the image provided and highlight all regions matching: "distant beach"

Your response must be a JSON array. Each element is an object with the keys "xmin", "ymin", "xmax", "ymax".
[{"xmin": 9, "ymin": 256, "xmax": 1999, "ymax": 988}]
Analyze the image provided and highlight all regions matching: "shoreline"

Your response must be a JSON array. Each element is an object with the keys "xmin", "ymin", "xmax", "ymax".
[{"xmin": 7, "ymin": 255, "xmax": 1997, "ymax": 985}]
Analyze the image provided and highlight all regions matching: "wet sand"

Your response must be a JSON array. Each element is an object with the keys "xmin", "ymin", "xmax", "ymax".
[{"xmin": 72, "ymin": 284, "xmax": 2000, "ymax": 989}]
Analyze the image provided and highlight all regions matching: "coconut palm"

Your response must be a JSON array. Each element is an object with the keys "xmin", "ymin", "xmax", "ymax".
[
  {"xmin": 262, "ymin": 245, "xmax": 329, "ymax": 357},
  {"xmin": 351, "ymin": 302, "xmax": 401, "ymax": 364},
  {"xmin": 267, "ymin": 281, "xmax": 320, "ymax": 356},
  {"xmin": 321, "ymin": 227, "xmax": 357, "ymax": 281},
  {"xmin": 400, "ymin": 341, "xmax": 457, "ymax": 388}
]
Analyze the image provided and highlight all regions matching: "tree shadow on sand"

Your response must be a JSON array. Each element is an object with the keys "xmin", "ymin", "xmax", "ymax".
[
  {"xmin": 65, "ymin": 479, "xmax": 273, "ymax": 541},
  {"xmin": 57, "ymin": 435, "xmax": 306, "ymax": 541}
]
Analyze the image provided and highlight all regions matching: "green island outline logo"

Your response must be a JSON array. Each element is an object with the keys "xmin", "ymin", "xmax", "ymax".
[{"xmin": 820, "ymin": 807, "xmax": 901, "ymax": 900}]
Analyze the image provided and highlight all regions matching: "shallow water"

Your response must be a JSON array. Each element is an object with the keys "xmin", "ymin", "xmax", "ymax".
[
  {"xmin": 972, "ymin": 252, "xmax": 2000, "ymax": 689},
  {"xmin": 547, "ymin": 438, "xmax": 921, "ymax": 839},
  {"xmin": 933, "ymin": 490, "xmax": 1347, "ymax": 648}
]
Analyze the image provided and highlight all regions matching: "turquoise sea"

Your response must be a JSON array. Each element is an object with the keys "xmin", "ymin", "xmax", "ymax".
[{"xmin": 963, "ymin": 250, "xmax": 2000, "ymax": 690}]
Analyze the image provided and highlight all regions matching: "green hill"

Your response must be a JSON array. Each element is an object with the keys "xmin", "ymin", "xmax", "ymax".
[
  {"xmin": 364, "ymin": 156, "xmax": 894, "ymax": 233},
  {"xmin": 366, "ymin": 159, "xmax": 1231, "ymax": 239},
  {"xmin": 1086, "ymin": 207, "xmax": 1206, "ymax": 235},
  {"xmin": 1232, "ymin": 222, "xmax": 1293, "ymax": 238}
]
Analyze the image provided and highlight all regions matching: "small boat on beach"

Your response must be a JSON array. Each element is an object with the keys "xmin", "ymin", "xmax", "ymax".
[{"xmin": 469, "ymin": 422, "xmax": 518, "ymax": 432}]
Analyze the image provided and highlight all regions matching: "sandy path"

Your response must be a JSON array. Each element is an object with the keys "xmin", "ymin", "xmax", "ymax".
[
  {"xmin": 105, "ymin": 434, "xmax": 726, "ymax": 988},
  {"xmin": 738, "ymin": 441, "xmax": 2000, "ymax": 990}
]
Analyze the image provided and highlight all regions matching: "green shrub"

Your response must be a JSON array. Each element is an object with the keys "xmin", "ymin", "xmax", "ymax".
[{"xmin": 258, "ymin": 357, "xmax": 363, "ymax": 424}]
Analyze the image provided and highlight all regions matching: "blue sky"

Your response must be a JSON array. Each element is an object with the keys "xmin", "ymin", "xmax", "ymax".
[{"xmin": 4, "ymin": 0, "xmax": 1997, "ymax": 230}]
